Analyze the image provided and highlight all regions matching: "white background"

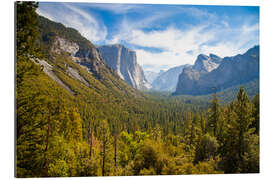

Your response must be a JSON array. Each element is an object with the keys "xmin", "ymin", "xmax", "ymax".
[{"xmin": 1, "ymin": 0, "xmax": 269, "ymax": 179}]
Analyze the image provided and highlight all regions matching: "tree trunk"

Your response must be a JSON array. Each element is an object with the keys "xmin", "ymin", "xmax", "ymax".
[
  {"xmin": 102, "ymin": 126, "xmax": 106, "ymax": 176},
  {"xmin": 114, "ymin": 133, "xmax": 117, "ymax": 169},
  {"xmin": 89, "ymin": 126, "xmax": 93, "ymax": 160},
  {"xmin": 45, "ymin": 118, "xmax": 50, "ymax": 152}
]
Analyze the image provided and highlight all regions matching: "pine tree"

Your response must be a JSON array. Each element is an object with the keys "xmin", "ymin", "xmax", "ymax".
[
  {"xmin": 112, "ymin": 119, "xmax": 120, "ymax": 175},
  {"xmin": 221, "ymin": 87, "xmax": 257, "ymax": 173},
  {"xmin": 200, "ymin": 113, "xmax": 207, "ymax": 135},
  {"xmin": 251, "ymin": 94, "xmax": 259, "ymax": 134},
  {"xmin": 208, "ymin": 87, "xmax": 222, "ymax": 137},
  {"xmin": 235, "ymin": 87, "xmax": 255, "ymax": 169},
  {"xmin": 194, "ymin": 133, "xmax": 219, "ymax": 163},
  {"xmin": 16, "ymin": 1, "xmax": 39, "ymax": 56},
  {"xmin": 100, "ymin": 120, "xmax": 112, "ymax": 176}
]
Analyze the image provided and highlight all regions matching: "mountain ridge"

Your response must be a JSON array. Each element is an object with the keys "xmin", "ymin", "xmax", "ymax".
[{"xmin": 173, "ymin": 45, "xmax": 259, "ymax": 96}]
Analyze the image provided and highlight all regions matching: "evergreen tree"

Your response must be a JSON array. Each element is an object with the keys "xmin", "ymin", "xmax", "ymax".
[
  {"xmin": 100, "ymin": 120, "xmax": 113, "ymax": 176},
  {"xmin": 194, "ymin": 133, "xmax": 219, "ymax": 163},
  {"xmin": 220, "ymin": 87, "xmax": 257, "ymax": 173},
  {"xmin": 208, "ymin": 87, "xmax": 222, "ymax": 137},
  {"xmin": 16, "ymin": 1, "xmax": 39, "ymax": 56},
  {"xmin": 251, "ymin": 94, "xmax": 259, "ymax": 134},
  {"xmin": 235, "ymin": 87, "xmax": 254, "ymax": 165}
]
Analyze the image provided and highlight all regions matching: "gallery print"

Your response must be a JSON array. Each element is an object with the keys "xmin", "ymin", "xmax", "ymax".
[{"xmin": 16, "ymin": 1, "xmax": 259, "ymax": 177}]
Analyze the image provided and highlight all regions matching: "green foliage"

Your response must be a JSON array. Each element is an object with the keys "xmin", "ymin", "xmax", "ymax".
[
  {"xmin": 195, "ymin": 134, "xmax": 219, "ymax": 163},
  {"xmin": 133, "ymin": 140, "xmax": 158, "ymax": 175},
  {"xmin": 48, "ymin": 159, "xmax": 69, "ymax": 177},
  {"xmin": 207, "ymin": 88, "xmax": 223, "ymax": 137},
  {"xmin": 99, "ymin": 120, "xmax": 113, "ymax": 176},
  {"xmin": 16, "ymin": 1, "xmax": 39, "ymax": 56},
  {"xmin": 219, "ymin": 87, "xmax": 258, "ymax": 173},
  {"xmin": 241, "ymin": 133, "xmax": 259, "ymax": 173},
  {"xmin": 251, "ymin": 94, "xmax": 259, "ymax": 134},
  {"xmin": 171, "ymin": 79, "xmax": 259, "ymax": 106}
]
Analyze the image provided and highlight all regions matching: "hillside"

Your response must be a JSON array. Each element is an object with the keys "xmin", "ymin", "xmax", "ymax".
[
  {"xmin": 37, "ymin": 16, "xmax": 144, "ymax": 99},
  {"xmin": 172, "ymin": 79, "xmax": 259, "ymax": 105}
]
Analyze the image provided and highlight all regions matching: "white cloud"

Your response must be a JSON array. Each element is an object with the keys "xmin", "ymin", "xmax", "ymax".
[
  {"xmin": 200, "ymin": 43, "xmax": 244, "ymax": 58},
  {"xmin": 37, "ymin": 3, "xmax": 259, "ymax": 73},
  {"xmin": 108, "ymin": 20, "xmax": 259, "ymax": 72},
  {"xmin": 221, "ymin": 20, "xmax": 229, "ymax": 28},
  {"xmin": 36, "ymin": 8, "xmax": 55, "ymax": 22},
  {"xmin": 105, "ymin": 12, "xmax": 173, "ymax": 44},
  {"xmin": 109, "ymin": 25, "xmax": 215, "ymax": 69},
  {"xmin": 63, "ymin": 3, "xmax": 98, "ymax": 27},
  {"xmin": 198, "ymin": 23, "xmax": 259, "ymax": 57},
  {"xmin": 242, "ymin": 23, "xmax": 259, "ymax": 34},
  {"xmin": 102, "ymin": 4, "xmax": 259, "ymax": 72},
  {"xmin": 82, "ymin": 3, "xmax": 143, "ymax": 14},
  {"xmin": 177, "ymin": 6, "xmax": 217, "ymax": 21},
  {"xmin": 136, "ymin": 49, "xmax": 195, "ymax": 71},
  {"xmin": 37, "ymin": 3, "xmax": 107, "ymax": 43}
]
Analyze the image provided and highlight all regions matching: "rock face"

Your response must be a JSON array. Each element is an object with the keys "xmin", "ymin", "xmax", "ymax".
[
  {"xmin": 51, "ymin": 37, "xmax": 79, "ymax": 56},
  {"xmin": 74, "ymin": 47, "xmax": 109, "ymax": 79},
  {"xmin": 193, "ymin": 54, "xmax": 222, "ymax": 73},
  {"xmin": 152, "ymin": 64, "xmax": 191, "ymax": 92},
  {"xmin": 173, "ymin": 46, "xmax": 259, "ymax": 95},
  {"xmin": 97, "ymin": 44, "xmax": 151, "ymax": 90},
  {"xmin": 30, "ymin": 57, "xmax": 75, "ymax": 95},
  {"xmin": 66, "ymin": 66, "xmax": 89, "ymax": 86},
  {"xmin": 51, "ymin": 35, "xmax": 109, "ymax": 80}
]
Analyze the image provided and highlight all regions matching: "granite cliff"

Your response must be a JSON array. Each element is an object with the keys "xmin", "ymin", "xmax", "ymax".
[{"xmin": 98, "ymin": 44, "xmax": 151, "ymax": 90}]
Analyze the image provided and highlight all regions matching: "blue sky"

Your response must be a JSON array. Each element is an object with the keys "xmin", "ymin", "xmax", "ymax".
[{"xmin": 37, "ymin": 2, "xmax": 259, "ymax": 72}]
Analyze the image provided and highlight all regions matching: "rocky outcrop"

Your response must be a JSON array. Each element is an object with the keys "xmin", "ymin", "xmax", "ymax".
[
  {"xmin": 51, "ymin": 37, "xmax": 79, "ymax": 56},
  {"xmin": 66, "ymin": 66, "xmax": 89, "ymax": 86},
  {"xmin": 151, "ymin": 64, "xmax": 191, "ymax": 92},
  {"xmin": 97, "ymin": 44, "xmax": 151, "ymax": 90},
  {"xmin": 50, "ymin": 34, "xmax": 111, "ymax": 80},
  {"xmin": 193, "ymin": 54, "xmax": 222, "ymax": 73},
  {"xmin": 74, "ymin": 47, "xmax": 109, "ymax": 79},
  {"xmin": 30, "ymin": 57, "xmax": 75, "ymax": 95},
  {"xmin": 173, "ymin": 46, "xmax": 259, "ymax": 96}
]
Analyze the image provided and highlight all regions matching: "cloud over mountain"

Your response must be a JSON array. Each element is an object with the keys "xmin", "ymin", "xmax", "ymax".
[{"xmin": 38, "ymin": 3, "xmax": 259, "ymax": 72}]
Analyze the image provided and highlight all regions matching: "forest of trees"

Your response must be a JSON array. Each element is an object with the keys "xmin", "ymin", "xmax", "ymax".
[{"xmin": 16, "ymin": 2, "xmax": 259, "ymax": 177}]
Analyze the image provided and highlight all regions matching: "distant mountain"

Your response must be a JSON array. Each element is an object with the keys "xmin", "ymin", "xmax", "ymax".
[
  {"xmin": 173, "ymin": 46, "xmax": 259, "ymax": 95},
  {"xmin": 193, "ymin": 53, "xmax": 222, "ymax": 73},
  {"xmin": 97, "ymin": 44, "xmax": 151, "ymax": 90},
  {"xmin": 151, "ymin": 64, "xmax": 191, "ymax": 92},
  {"xmin": 144, "ymin": 71, "xmax": 159, "ymax": 84}
]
